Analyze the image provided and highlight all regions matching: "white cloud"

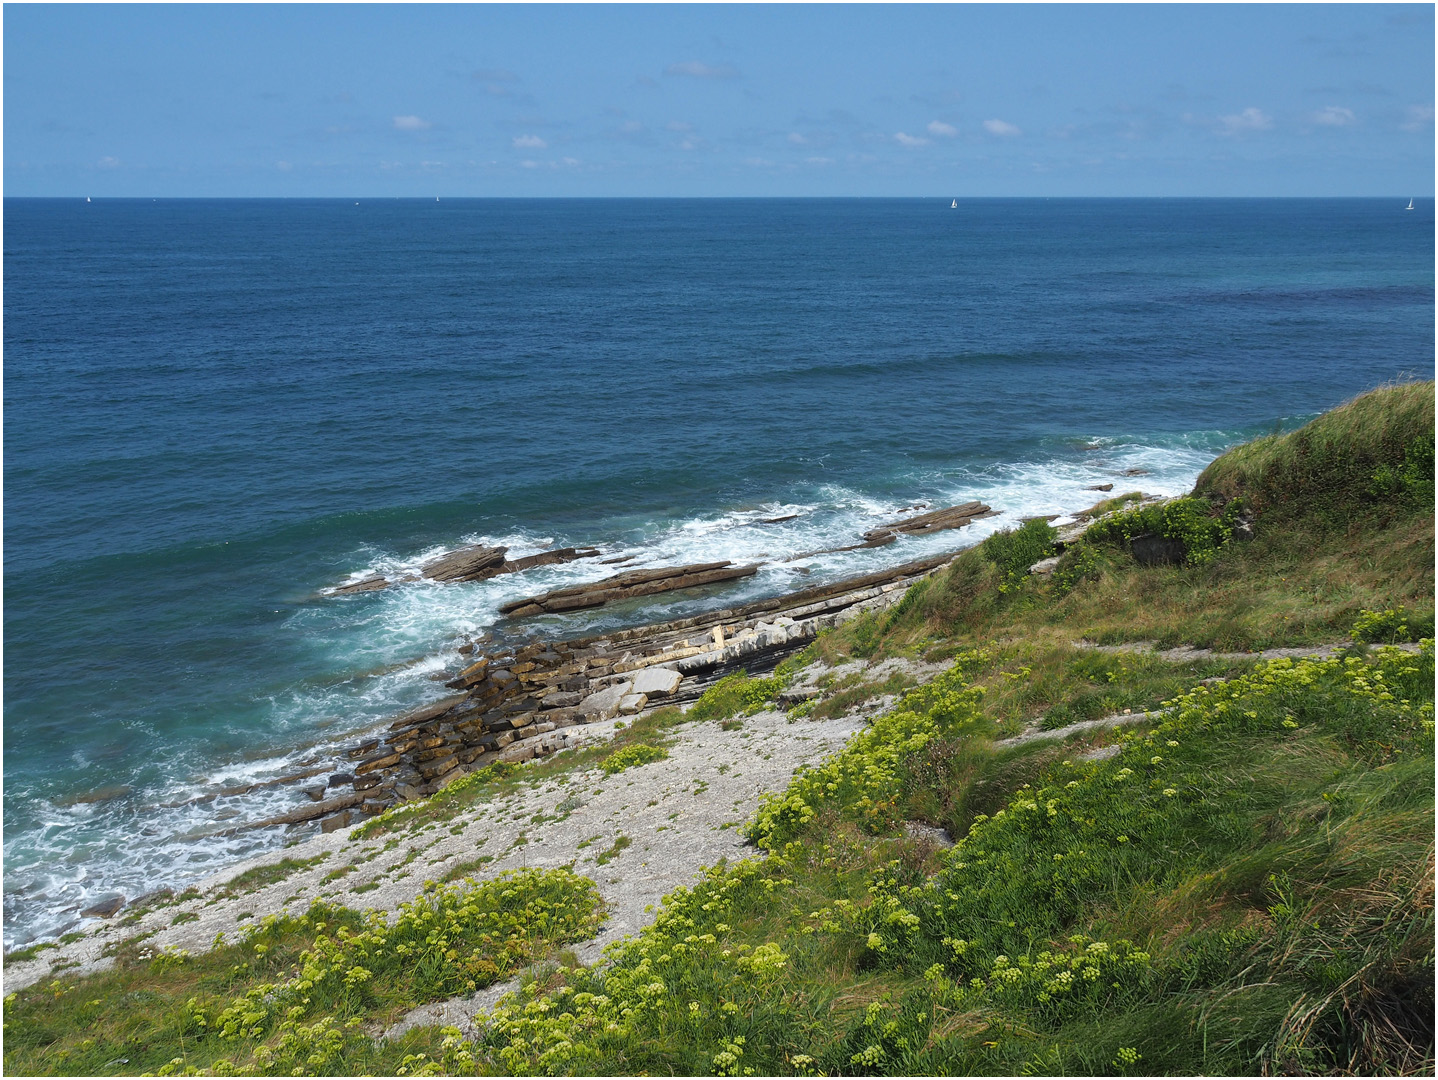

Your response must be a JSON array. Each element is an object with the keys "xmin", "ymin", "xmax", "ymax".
[
  {"xmin": 1400, "ymin": 104, "xmax": 1435, "ymax": 132},
  {"xmin": 665, "ymin": 60, "xmax": 739, "ymax": 80},
  {"xmin": 927, "ymin": 120, "xmax": 958, "ymax": 137},
  {"xmin": 512, "ymin": 134, "xmax": 547, "ymax": 149},
  {"xmin": 982, "ymin": 119, "xmax": 1021, "ymax": 137},
  {"xmin": 787, "ymin": 132, "xmax": 807, "ymax": 145},
  {"xmin": 805, "ymin": 156, "xmax": 834, "ymax": 166},
  {"xmin": 393, "ymin": 115, "xmax": 431, "ymax": 131},
  {"xmin": 1312, "ymin": 105, "xmax": 1355, "ymax": 126},
  {"xmin": 1217, "ymin": 107, "xmax": 1272, "ymax": 134},
  {"xmin": 894, "ymin": 131, "xmax": 930, "ymax": 147}
]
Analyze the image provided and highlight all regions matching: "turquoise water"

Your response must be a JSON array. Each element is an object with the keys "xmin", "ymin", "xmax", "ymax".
[{"xmin": 4, "ymin": 197, "xmax": 1432, "ymax": 944}]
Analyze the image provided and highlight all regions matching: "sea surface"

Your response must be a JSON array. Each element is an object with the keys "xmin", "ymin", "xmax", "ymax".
[{"xmin": 4, "ymin": 197, "xmax": 1432, "ymax": 946}]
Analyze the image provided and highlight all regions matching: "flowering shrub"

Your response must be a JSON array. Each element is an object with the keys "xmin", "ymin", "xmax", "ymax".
[
  {"xmin": 925, "ymin": 642, "xmax": 1434, "ymax": 967},
  {"xmin": 204, "ymin": 868, "xmax": 602, "ymax": 1074},
  {"xmin": 600, "ymin": 743, "xmax": 669, "ymax": 774},
  {"xmin": 474, "ymin": 859, "xmax": 799, "ymax": 1076},
  {"xmin": 745, "ymin": 650, "xmax": 990, "ymax": 849}
]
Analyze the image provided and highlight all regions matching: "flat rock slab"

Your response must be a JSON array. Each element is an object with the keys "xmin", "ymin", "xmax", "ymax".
[
  {"xmin": 579, "ymin": 681, "xmax": 634, "ymax": 720},
  {"xmin": 862, "ymin": 500, "xmax": 996, "ymax": 542},
  {"xmin": 630, "ymin": 667, "xmax": 683, "ymax": 698},
  {"xmin": 500, "ymin": 562, "xmax": 760, "ymax": 617}
]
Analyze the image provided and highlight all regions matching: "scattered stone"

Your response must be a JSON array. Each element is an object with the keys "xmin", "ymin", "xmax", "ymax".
[
  {"xmin": 1029, "ymin": 556, "xmax": 1062, "ymax": 575},
  {"xmin": 1087, "ymin": 483, "xmax": 1114, "ymax": 492},
  {"xmin": 303, "ymin": 785, "xmax": 328, "ymax": 801},
  {"xmin": 320, "ymin": 811, "xmax": 354, "ymax": 834}
]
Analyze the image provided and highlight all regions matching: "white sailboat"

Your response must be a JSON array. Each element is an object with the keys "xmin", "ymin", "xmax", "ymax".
[
  {"xmin": 951, "ymin": 199, "xmax": 957, "ymax": 208},
  {"xmin": 1406, "ymin": 198, "xmax": 1414, "ymax": 210}
]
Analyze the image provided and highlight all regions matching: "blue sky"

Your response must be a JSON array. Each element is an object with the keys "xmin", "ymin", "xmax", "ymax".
[{"xmin": 5, "ymin": 3, "xmax": 1433, "ymax": 197}]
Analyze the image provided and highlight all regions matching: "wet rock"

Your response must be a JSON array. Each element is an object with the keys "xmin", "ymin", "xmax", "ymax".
[
  {"xmin": 303, "ymin": 785, "xmax": 328, "ymax": 801},
  {"xmin": 861, "ymin": 500, "xmax": 996, "ymax": 543},
  {"xmin": 321, "ymin": 811, "xmax": 355, "ymax": 834},
  {"xmin": 421, "ymin": 544, "xmax": 509, "ymax": 584},
  {"xmin": 500, "ymin": 562, "xmax": 759, "ymax": 617},
  {"xmin": 1087, "ymin": 483, "xmax": 1115, "ymax": 492},
  {"xmin": 354, "ymin": 751, "xmax": 403, "ymax": 776},
  {"xmin": 328, "ymin": 772, "xmax": 354, "ymax": 788},
  {"xmin": 80, "ymin": 895, "xmax": 125, "ymax": 919},
  {"xmin": 389, "ymin": 694, "xmax": 470, "ymax": 731},
  {"xmin": 331, "ymin": 575, "xmax": 389, "ymax": 595}
]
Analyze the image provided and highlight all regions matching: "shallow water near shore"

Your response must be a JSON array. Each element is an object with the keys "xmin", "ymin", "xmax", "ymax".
[{"xmin": 4, "ymin": 196, "xmax": 1432, "ymax": 945}]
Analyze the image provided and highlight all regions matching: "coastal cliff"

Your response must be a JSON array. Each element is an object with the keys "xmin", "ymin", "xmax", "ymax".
[{"xmin": 4, "ymin": 383, "xmax": 1433, "ymax": 1078}]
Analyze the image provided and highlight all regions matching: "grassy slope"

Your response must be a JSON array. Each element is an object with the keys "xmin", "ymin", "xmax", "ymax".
[{"xmin": 4, "ymin": 383, "xmax": 1433, "ymax": 1077}]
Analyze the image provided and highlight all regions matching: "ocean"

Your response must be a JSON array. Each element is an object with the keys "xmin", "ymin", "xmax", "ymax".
[{"xmin": 3, "ymin": 197, "xmax": 1432, "ymax": 946}]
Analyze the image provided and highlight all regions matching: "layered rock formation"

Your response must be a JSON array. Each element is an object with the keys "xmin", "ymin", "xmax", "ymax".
[
  {"xmin": 498, "ymin": 561, "xmax": 760, "ymax": 617},
  {"xmin": 244, "ymin": 551, "xmax": 959, "ymax": 834},
  {"xmin": 328, "ymin": 545, "xmax": 602, "ymax": 594}
]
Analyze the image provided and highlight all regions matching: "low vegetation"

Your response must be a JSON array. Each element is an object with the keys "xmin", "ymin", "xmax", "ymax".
[{"xmin": 4, "ymin": 382, "xmax": 1432, "ymax": 1076}]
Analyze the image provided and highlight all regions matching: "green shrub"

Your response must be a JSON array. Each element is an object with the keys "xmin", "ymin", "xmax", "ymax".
[
  {"xmin": 600, "ymin": 743, "xmax": 669, "ymax": 774},
  {"xmin": 689, "ymin": 671, "xmax": 789, "ymax": 722},
  {"xmin": 981, "ymin": 519, "xmax": 1059, "ymax": 592},
  {"xmin": 1351, "ymin": 606, "xmax": 1435, "ymax": 644},
  {"xmin": 1084, "ymin": 496, "xmax": 1238, "ymax": 566}
]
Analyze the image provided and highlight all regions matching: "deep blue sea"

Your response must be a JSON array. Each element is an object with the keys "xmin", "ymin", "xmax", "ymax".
[{"xmin": 4, "ymin": 197, "xmax": 1433, "ymax": 945}]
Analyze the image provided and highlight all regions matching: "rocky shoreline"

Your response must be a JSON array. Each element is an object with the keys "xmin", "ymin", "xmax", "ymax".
[
  {"xmin": 49, "ymin": 491, "xmax": 1188, "ymax": 930},
  {"xmin": 243, "ymin": 549, "xmax": 964, "ymax": 838}
]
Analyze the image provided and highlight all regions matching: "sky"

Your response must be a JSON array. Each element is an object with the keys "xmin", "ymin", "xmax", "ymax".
[{"xmin": 4, "ymin": 3, "xmax": 1434, "ymax": 197}]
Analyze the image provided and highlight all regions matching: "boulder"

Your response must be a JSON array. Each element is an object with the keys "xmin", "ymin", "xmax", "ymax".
[
  {"xmin": 1028, "ymin": 556, "xmax": 1062, "ymax": 576},
  {"xmin": 1130, "ymin": 533, "xmax": 1186, "ymax": 566},
  {"xmin": 578, "ymin": 681, "xmax": 633, "ymax": 720},
  {"xmin": 320, "ymin": 811, "xmax": 354, "ymax": 834},
  {"xmin": 618, "ymin": 693, "xmax": 649, "ymax": 715},
  {"xmin": 631, "ymin": 667, "xmax": 682, "ymax": 698},
  {"xmin": 1087, "ymin": 483, "xmax": 1114, "ymax": 492}
]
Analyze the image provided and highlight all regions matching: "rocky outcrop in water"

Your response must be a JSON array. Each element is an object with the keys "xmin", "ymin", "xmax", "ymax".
[
  {"xmin": 498, "ymin": 561, "xmax": 760, "ymax": 617},
  {"xmin": 328, "ymin": 545, "xmax": 602, "ymax": 594}
]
